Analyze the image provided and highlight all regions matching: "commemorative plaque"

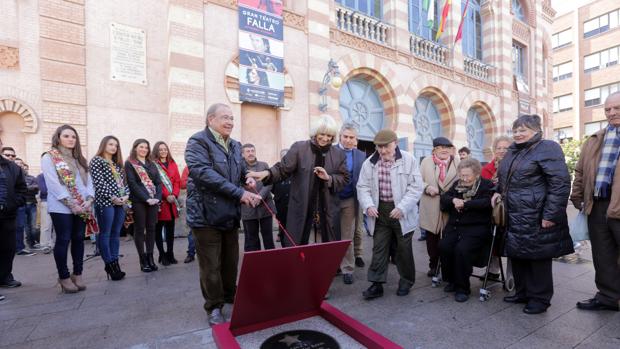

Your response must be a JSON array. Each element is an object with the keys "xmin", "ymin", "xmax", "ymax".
[{"xmin": 261, "ymin": 330, "xmax": 339, "ymax": 349}]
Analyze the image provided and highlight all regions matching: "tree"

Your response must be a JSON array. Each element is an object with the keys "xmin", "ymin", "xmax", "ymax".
[{"xmin": 560, "ymin": 137, "xmax": 587, "ymax": 178}]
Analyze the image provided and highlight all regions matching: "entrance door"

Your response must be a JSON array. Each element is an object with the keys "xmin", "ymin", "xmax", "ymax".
[
  {"xmin": 339, "ymin": 78, "xmax": 385, "ymax": 141},
  {"xmin": 466, "ymin": 108, "xmax": 485, "ymax": 161},
  {"xmin": 413, "ymin": 96, "xmax": 442, "ymax": 160}
]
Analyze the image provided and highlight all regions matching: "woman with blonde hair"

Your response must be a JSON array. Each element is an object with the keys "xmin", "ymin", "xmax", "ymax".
[{"xmin": 247, "ymin": 114, "xmax": 349, "ymax": 245}]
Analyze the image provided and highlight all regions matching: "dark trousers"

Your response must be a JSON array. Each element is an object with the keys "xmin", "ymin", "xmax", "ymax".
[
  {"xmin": 187, "ymin": 230, "xmax": 195, "ymax": 256},
  {"xmin": 132, "ymin": 202, "xmax": 158, "ymax": 255},
  {"xmin": 194, "ymin": 226, "xmax": 239, "ymax": 313},
  {"xmin": 242, "ymin": 216, "xmax": 275, "ymax": 251},
  {"xmin": 426, "ymin": 231, "xmax": 441, "ymax": 270},
  {"xmin": 15, "ymin": 206, "xmax": 25, "ymax": 251},
  {"xmin": 50, "ymin": 213, "xmax": 86, "ymax": 279},
  {"xmin": 439, "ymin": 230, "xmax": 490, "ymax": 294},
  {"xmin": 0, "ymin": 218, "xmax": 16, "ymax": 283},
  {"xmin": 155, "ymin": 218, "xmax": 175, "ymax": 257},
  {"xmin": 367, "ymin": 201, "xmax": 415, "ymax": 287},
  {"xmin": 588, "ymin": 199, "xmax": 620, "ymax": 306},
  {"xmin": 511, "ymin": 257, "xmax": 553, "ymax": 306},
  {"xmin": 24, "ymin": 203, "xmax": 38, "ymax": 246}
]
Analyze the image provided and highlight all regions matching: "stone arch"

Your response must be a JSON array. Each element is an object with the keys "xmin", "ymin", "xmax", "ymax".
[
  {"xmin": 0, "ymin": 98, "xmax": 38, "ymax": 133},
  {"xmin": 417, "ymin": 87, "xmax": 455, "ymax": 140},
  {"xmin": 467, "ymin": 101, "xmax": 496, "ymax": 160},
  {"xmin": 513, "ymin": 0, "xmax": 536, "ymax": 27},
  {"xmin": 223, "ymin": 54, "xmax": 295, "ymax": 110}
]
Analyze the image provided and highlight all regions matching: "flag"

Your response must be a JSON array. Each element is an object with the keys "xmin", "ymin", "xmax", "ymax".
[
  {"xmin": 427, "ymin": 0, "xmax": 435, "ymax": 29},
  {"xmin": 435, "ymin": 0, "xmax": 452, "ymax": 41},
  {"xmin": 455, "ymin": 0, "xmax": 469, "ymax": 44}
]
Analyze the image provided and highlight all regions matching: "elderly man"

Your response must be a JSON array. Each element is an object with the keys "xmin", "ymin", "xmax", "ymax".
[
  {"xmin": 337, "ymin": 123, "xmax": 366, "ymax": 285},
  {"xmin": 185, "ymin": 103, "xmax": 261, "ymax": 325},
  {"xmin": 571, "ymin": 91, "xmax": 620, "ymax": 312},
  {"xmin": 357, "ymin": 129, "xmax": 423, "ymax": 299}
]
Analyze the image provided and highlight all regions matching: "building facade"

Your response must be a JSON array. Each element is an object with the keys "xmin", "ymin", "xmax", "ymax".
[
  {"xmin": 0, "ymin": 0, "xmax": 555, "ymax": 170},
  {"xmin": 552, "ymin": 0, "xmax": 620, "ymax": 142}
]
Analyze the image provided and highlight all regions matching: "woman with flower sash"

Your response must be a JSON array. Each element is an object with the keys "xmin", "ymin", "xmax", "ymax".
[
  {"xmin": 41, "ymin": 125, "xmax": 96, "ymax": 293},
  {"xmin": 89, "ymin": 136, "xmax": 129, "ymax": 280},
  {"xmin": 151, "ymin": 141, "xmax": 181, "ymax": 266},
  {"xmin": 125, "ymin": 139, "xmax": 162, "ymax": 272}
]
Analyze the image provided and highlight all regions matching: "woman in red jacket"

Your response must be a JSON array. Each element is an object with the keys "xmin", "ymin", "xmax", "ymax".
[{"xmin": 151, "ymin": 141, "xmax": 181, "ymax": 265}]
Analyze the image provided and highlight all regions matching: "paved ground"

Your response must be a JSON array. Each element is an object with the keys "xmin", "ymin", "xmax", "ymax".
[{"xmin": 1, "ymin": 208, "xmax": 619, "ymax": 348}]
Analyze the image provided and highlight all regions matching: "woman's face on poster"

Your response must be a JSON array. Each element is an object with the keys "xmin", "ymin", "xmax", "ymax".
[{"xmin": 250, "ymin": 35, "xmax": 267, "ymax": 53}]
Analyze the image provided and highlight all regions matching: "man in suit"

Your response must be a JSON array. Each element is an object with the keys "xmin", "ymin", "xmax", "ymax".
[{"xmin": 337, "ymin": 123, "xmax": 367, "ymax": 284}]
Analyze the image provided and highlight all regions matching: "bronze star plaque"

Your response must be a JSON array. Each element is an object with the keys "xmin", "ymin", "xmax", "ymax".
[{"xmin": 261, "ymin": 330, "xmax": 340, "ymax": 349}]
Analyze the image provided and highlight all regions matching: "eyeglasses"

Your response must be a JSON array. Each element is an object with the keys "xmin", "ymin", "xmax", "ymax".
[{"xmin": 3, "ymin": 154, "xmax": 16, "ymax": 158}]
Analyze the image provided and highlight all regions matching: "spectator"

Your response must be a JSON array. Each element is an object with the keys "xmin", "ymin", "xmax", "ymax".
[
  {"xmin": 36, "ymin": 169, "xmax": 54, "ymax": 253},
  {"xmin": 21, "ymin": 163, "xmax": 39, "ymax": 250},
  {"xmin": 458, "ymin": 147, "xmax": 471, "ymax": 160},
  {"xmin": 180, "ymin": 167, "xmax": 195, "ymax": 263},
  {"xmin": 270, "ymin": 149, "xmax": 291, "ymax": 247}
]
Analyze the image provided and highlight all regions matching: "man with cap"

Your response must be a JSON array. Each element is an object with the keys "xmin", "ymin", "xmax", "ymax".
[{"xmin": 357, "ymin": 129, "xmax": 423, "ymax": 299}]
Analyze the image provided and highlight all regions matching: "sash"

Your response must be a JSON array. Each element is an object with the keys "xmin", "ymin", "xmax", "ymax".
[
  {"xmin": 155, "ymin": 162, "xmax": 181, "ymax": 209},
  {"xmin": 129, "ymin": 159, "xmax": 156, "ymax": 199},
  {"xmin": 107, "ymin": 160, "xmax": 132, "ymax": 208},
  {"xmin": 48, "ymin": 149, "xmax": 99, "ymax": 236}
]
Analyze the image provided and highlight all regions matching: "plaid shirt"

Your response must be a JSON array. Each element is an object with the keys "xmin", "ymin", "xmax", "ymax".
[
  {"xmin": 594, "ymin": 125, "xmax": 620, "ymax": 198},
  {"xmin": 378, "ymin": 158, "xmax": 394, "ymax": 202}
]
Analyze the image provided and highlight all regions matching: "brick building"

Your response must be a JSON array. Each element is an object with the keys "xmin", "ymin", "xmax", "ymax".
[
  {"xmin": 1, "ymin": 0, "xmax": 555, "ymax": 170},
  {"xmin": 551, "ymin": 0, "xmax": 620, "ymax": 142}
]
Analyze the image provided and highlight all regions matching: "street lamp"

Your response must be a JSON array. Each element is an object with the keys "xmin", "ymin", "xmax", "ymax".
[{"xmin": 318, "ymin": 59, "xmax": 343, "ymax": 112}]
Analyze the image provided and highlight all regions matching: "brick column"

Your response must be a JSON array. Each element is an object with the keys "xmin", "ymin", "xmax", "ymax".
[
  {"xmin": 38, "ymin": 0, "xmax": 87, "ymax": 149},
  {"xmin": 167, "ymin": 0, "xmax": 206, "ymax": 165},
  {"xmin": 307, "ymin": 0, "xmax": 332, "ymax": 119}
]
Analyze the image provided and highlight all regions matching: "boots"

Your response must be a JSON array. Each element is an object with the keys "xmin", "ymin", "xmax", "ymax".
[
  {"xmin": 147, "ymin": 253, "xmax": 158, "ymax": 271},
  {"xmin": 167, "ymin": 251, "xmax": 178, "ymax": 264},
  {"xmin": 104, "ymin": 263, "xmax": 113, "ymax": 280},
  {"xmin": 139, "ymin": 254, "xmax": 152, "ymax": 273},
  {"xmin": 70, "ymin": 274, "xmax": 87, "ymax": 291},
  {"xmin": 58, "ymin": 277, "xmax": 79, "ymax": 293},
  {"xmin": 111, "ymin": 260, "xmax": 126, "ymax": 279},
  {"xmin": 159, "ymin": 253, "xmax": 170, "ymax": 266}
]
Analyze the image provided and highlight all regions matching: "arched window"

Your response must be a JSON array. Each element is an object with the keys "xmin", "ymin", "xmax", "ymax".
[
  {"xmin": 466, "ymin": 108, "xmax": 485, "ymax": 161},
  {"xmin": 512, "ymin": 0, "xmax": 526, "ymax": 22},
  {"xmin": 339, "ymin": 78, "xmax": 385, "ymax": 140},
  {"xmin": 462, "ymin": 0, "xmax": 482, "ymax": 60},
  {"xmin": 336, "ymin": 0, "xmax": 383, "ymax": 19},
  {"xmin": 413, "ymin": 96, "xmax": 443, "ymax": 160},
  {"xmin": 408, "ymin": 0, "xmax": 439, "ymax": 41}
]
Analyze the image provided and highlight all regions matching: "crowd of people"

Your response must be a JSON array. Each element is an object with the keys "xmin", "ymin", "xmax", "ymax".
[{"xmin": 0, "ymin": 94, "xmax": 619, "ymax": 326}]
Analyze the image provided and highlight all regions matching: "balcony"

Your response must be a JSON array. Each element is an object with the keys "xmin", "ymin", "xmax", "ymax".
[
  {"xmin": 335, "ymin": 6, "xmax": 391, "ymax": 45},
  {"xmin": 410, "ymin": 34, "xmax": 450, "ymax": 67},
  {"xmin": 463, "ymin": 57, "xmax": 494, "ymax": 82}
]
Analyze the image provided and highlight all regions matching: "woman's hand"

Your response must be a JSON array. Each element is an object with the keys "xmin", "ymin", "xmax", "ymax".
[
  {"xmin": 313, "ymin": 167, "xmax": 330, "ymax": 181},
  {"xmin": 491, "ymin": 193, "xmax": 501, "ymax": 208},
  {"xmin": 146, "ymin": 198, "xmax": 160, "ymax": 206},
  {"xmin": 426, "ymin": 186, "xmax": 439, "ymax": 196},
  {"xmin": 541, "ymin": 220, "xmax": 555, "ymax": 228},
  {"xmin": 166, "ymin": 195, "xmax": 175, "ymax": 203},
  {"xmin": 453, "ymin": 198, "xmax": 465, "ymax": 211},
  {"xmin": 246, "ymin": 170, "xmax": 269, "ymax": 181}
]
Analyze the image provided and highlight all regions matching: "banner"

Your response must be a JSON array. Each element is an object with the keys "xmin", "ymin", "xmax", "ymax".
[{"xmin": 238, "ymin": 0, "xmax": 284, "ymax": 107}]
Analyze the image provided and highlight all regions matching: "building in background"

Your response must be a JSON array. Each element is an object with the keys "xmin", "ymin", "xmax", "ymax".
[
  {"xmin": 552, "ymin": 0, "xmax": 619, "ymax": 142},
  {"xmin": 1, "ymin": 0, "xmax": 555, "ymax": 170}
]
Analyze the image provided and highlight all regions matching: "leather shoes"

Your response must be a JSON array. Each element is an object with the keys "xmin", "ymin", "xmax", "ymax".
[
  {"xmin": 362, "ymin": 283, "xmax": 383, "ymax": 300},
  {"xmin": 503, "ymin": 295, "xmax": 527, "ymax": 304},
  {"xmin": 523, "ymin": 302, "xmax": 548, "ymax": 314},
  {"xmin": 576, "ymin": 298, "xmax": 619, "ymax": 311},
  {"xmin": 443, "ymin": 283, "xmax": 456, "ymax": 293},
  {"xmin": 396, "ymin": 285, "xmax": 411, "ymax": 296},
  {"xmin": 184, "ymin": 255, "xmax": 195, "ymax": 263},
  {"xmin": 343, "ymin": 273, "xmax": 354, "ymax": 285},
  {"xmin": 355, "ymin": 257, "xmax": 365, "ymax": 268},
  {"xmin": 0, "ymin": 279, "xmax": 22, "ymax": 288},
  {"xmin": 455, "ymin": 293, "xmax": 469, "ymax": 302},
  {"xmin": 208, "ymin": 308, "xmax": 225, "ymax": 326}
]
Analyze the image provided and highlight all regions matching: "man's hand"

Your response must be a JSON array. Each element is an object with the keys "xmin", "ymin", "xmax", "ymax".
[
  {"xmin": 313, "ymin": 167, "xmax": 330, "ymax": 181},
  {"xmin": 240, "ymin": 191, "xmax": 262, "ymax": 207},
  {"xmin": 491, "ymin": 193, "xmax": 501, "ymax": 208},
  {"xmin": 426, "ymin": 186, "xmax": 439, "ymax": 196},
  {"xmin": 541, "ymin": 220, "xmax": 556, "ymax": 228},
  {"xmin": 366, "ymin": 206, "xmax": 379, "ymax": 218},
  {"xmin": 246, "ymin": 170, "xmax": 269, "ymax": 181},
  {"xmin": 389, "ymin": 208, "xmax": 403, "ymax": 219},
  {"xmin": 245, "ymin": 177, "xmax": 257, "ymax": 190},
  {"xmin": 572, "ymin": 201, "xmax": 583, "ymax": 211},
  {"xmin": 453, "ymin": 198, "xmax": 465, "ymax": 211}
]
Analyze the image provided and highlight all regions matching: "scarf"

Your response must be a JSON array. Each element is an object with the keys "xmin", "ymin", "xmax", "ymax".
[
  {"xmin": 129, "ymin": 159, "xmax": 156, "ymax": 199},
  {"xmin": 432, "ymin": 154, "xmax": 449, "ymax": 183},
  {"xmin": 48, "ymin": 148, "xmax": 99, "ymax": 235},
  {"xmin": 455, "ymin": 177, "xmax": 481, "ymax": 202},
  {"xmin": 309, "ymin": 137, "xmax": 332, "ymax": 242},
  {"xmin": 594, "ymin": 125, "xmax": 620, "ymax": 198}
]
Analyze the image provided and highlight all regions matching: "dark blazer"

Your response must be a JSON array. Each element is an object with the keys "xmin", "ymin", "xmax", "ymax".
[
  {"xmin": 0, "ymin": 156, "xmax": 27, "ymax": 219},
  {"xmin": 338, "ymin": 146, "xmax": 366, "ymax": 198},
  {"xmin": 185, "ymin": 128, "xmax": 247, "ymax": 230},
  {"xmin": 125, "ymin": 159, "xmax": 162, "ymax": 204},
  {"xmin": 497, "ymin": 133, "xmax": 574, "ymax": 259},
  {"xmin": 440, "ymin": 178, "xmax": 494, "ymax": 237}
]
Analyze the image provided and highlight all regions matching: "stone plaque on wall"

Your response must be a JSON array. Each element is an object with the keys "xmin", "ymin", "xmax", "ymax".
[{"xmin": 110, "ymin": 22, "xmax": 147, "ymax": 85}]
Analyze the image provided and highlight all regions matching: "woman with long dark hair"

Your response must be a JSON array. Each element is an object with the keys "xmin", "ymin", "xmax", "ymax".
[
  {"xmin": 125, "ymin": 139, "xmax": 162, "ymax": 272},
  {"xmin": 90, "ymin": 136, "xmax": 129, "ymax": 280},
  {"xmin": 41, "ymin": 124, "xmax": 96, "ymax": 293},
  {"xmin": 151, "ymin": 141, "xmax": 181, "ymax": 266}
]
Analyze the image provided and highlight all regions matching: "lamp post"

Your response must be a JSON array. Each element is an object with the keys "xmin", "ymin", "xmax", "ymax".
[{"xmin": 318, "ymin": 59, "xmax": 343, "ymax": 112}]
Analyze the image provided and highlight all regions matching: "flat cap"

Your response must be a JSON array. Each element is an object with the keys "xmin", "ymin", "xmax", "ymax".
[
  {"xmin": 373, "ymin": 129, "xmax": 398, "ymax": 145},
  {"xmin": 432, "ymin": 136, "xmax": 454, "ymax": 148}
]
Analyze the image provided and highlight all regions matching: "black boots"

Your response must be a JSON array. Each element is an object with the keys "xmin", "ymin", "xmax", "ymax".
[
  {"xmin": 167, "ymin": 251, "xmax": 178, "ymax": 264},
  {"xmin": 111, "ymin": 260, "xmax": 126, "ymax": 279},
  {"xmin": 139, "ymin": 254, "xmax": 152, "ymax": 273},
  {"xmin": 147, "ymin": 253, "xmax": 158, "ymax": 271},
  {"xmin": 159, "ymin": 253, "xmax": 170, "ymax": 266},
  {"xmin": 105, "ymin": 261, "xmax": 125, "ymax": 281}
]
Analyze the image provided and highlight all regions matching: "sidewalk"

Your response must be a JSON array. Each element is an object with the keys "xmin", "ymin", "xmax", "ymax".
[{"xmin": 1, "ymin": 222, "xmax": 618, "ymax": 348}]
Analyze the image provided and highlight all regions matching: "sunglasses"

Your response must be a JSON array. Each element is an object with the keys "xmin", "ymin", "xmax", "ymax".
[{"xmin": 3, "ymin": 154, "xmax": 16, "ymax": 158}]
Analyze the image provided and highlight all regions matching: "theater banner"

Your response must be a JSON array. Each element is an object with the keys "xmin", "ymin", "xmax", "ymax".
[{"xmin": 238, "ymin": 0, "xmax": 284, "ymax": 107}]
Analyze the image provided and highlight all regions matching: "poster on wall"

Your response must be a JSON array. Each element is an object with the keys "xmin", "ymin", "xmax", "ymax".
[
  {"xmin": 110, "ymin": 22, "xmax": 147, "ymax": 85},
  {"xmin": 238, "ymin": 0, "xmax": 284, "ymax": 107}
]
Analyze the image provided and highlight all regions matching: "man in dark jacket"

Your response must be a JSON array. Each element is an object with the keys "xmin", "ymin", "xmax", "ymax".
[
  {"xmin": 337, "ymin": 123, "xmax": 366, "ymax": 285},
  {"xmin": 21, "ymin": 163, "xmax": 39, "ymax": 250},
  {"xmin": 185, "ymin": 103, "xmax": 261, "ymax": 326},
  {"xmin": 0, "ymin": 139, "xmax": 27, "ymax": 294}
]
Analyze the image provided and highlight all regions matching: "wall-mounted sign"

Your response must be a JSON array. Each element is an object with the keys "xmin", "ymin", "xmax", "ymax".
[{"xmin": 110, "ymin": 22, "xmax": 147, "ymax": 85}]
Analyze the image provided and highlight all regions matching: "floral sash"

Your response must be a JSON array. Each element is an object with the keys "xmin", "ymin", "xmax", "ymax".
[
  {"xmin": 129, "ymin": 159, "xmax": 156, "ymax": 199},
  {"xmin": 107, "ymin": 160, "xmax": 131, "ymax": 209},
  {"xmin": 48, "ymin": 149, "xmax": 99, "ymax": 236},
  {"xmin": 155, "ymin": 162, "xmax": 181, "ymax": 209}
]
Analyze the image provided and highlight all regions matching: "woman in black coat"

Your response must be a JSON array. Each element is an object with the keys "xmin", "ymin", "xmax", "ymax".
[
  {"xmin": 439, "ymin": 158, "xmax": 494, "ymax": 302},
  {"xmin": 494, "ymin": 114, "xmax": 573, "ymax": 314}
]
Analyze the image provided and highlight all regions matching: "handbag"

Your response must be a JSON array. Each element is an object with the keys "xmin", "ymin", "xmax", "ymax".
[{"xmin": 492, "ymin": 196, "xmax": 506, "ymax": 227}]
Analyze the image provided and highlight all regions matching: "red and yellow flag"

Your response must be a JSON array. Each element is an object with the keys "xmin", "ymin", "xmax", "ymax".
[
  {"xmin": 455, "ymin": 0, "xmax": 470, "ymax": 44},
  {"xmin": 435, "ymin": 0, "xmax": 452, "ymax": 41}
]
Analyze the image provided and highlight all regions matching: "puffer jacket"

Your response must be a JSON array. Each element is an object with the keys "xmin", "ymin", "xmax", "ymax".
[
  {"xmin": 497, "ymin": 133, "xmax": 574, "ymax": 259},
  {"xmin": 185, "ymin": 128, "xmax": 247, "ymax": 230}
]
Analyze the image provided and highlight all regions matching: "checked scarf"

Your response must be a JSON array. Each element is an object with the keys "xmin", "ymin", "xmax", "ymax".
[{"xmin": 594, "ymin": 125, "xmax": 620, "ymax": 198}]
